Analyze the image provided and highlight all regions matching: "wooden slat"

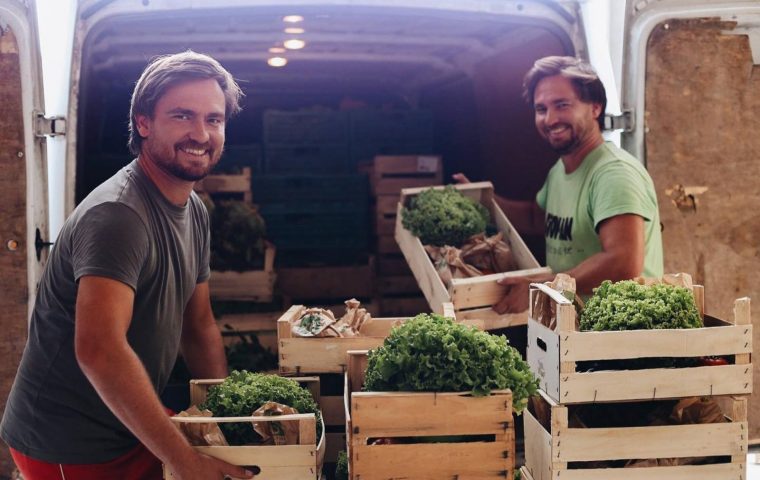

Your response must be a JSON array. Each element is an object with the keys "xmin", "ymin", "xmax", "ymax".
[
  {"xmin": 524, "ymin": 409, "xmax": 553, "ymax": 480},
  {"xmin": 376, "ymin": 234, "xmax": 402, "ymax": 255},
  {"xmin": 277, "ymin": 262, "xmax": 374, "ymax": 300},
  {"xmin": 352, "ymin": 441, "xmax": 513, "ymax": 479},
  {"xmin": 196, "ymin": 167, "xmax": 252, "ymax": 194},
  {"xmin": 375, "ymin": 194, "xmax": 400, "ymax": 215},
  {"xmin": 550, "ymin": 463, "xmax": 745, "ymax": 480},
  {"xmin": 457, "ymin": 306, "xmax": 527, "ymax": 329},
  {"xmin": 562, "ymin": 324, "xmax": 752, "ymax": 361},
  {"xmin": 394, "ymin": 206, "xmax": 450, "ymax": 315},
  {"xmin": 217, "ymin": 312, "xmax": 280, "ymax": 333},
  {"xmin": 450, "ymin": 267, "xmax": 553, "ymax": 310},
  {"xmin": 279, "ymin": 337, "xmax": 387, "ymax": 374},
  {"xmin": 556, "ymin": 422, "xmax": 745, "ymax": 461},
  {"xmin": 374, "ymin": 274, "xmax": 419, "ymax": 295},
  {"xmin": 351, "ymin": 390, "xmax": 512, "ymax": 437},
  {"xmin": 209, "ymin": 270, "xmax": 276, "ymax": 301},
  {"xmin": 561, "ymin": 365, "xmax": 752, "ymax": 403},
  {"xmin": 372, "ymin": 156, "xmax": 443, "ymax": 196}
]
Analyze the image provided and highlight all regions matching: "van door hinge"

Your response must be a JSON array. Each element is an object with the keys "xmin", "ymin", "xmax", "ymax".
[
  {"xmin": 604, "ymin": 109, "xmax": 634, "ymax": 132},
  {"xmin": 34, "ymin": 113, "xmax": 67, "ymax": 137}
]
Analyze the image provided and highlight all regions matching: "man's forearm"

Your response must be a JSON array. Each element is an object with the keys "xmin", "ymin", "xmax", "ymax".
[
  {"xmin": 78, "ymin": 342, "xmax": 195, "ymax": 470},
  {"xmin": 566, "ymin": 250, "xmax": 642, "ymax": 296}
]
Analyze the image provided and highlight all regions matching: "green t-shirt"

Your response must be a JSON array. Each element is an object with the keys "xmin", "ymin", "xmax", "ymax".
[{"xmin": 536, "ymin": 142, "xmax": 663, "ymax": 278}]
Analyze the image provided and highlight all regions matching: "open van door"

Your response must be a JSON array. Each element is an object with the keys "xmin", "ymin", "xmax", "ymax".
[
  {"xmin": 0, "ymin": 0, "xmax": 50, "ymax": 474},
  {"xmin": 621, "ymin": 0, "xmax": 760, "ymax": 440}
]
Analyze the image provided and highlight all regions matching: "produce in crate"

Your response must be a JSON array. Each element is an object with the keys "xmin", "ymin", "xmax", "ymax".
[
  {"xmin": 290, "ymin": 298, "xmax": 372, "ymax": 337},
  {"xmin": 580, "ymin": 279, "xmax": 703, "ymax": 331},
  {"xmin": 402, "ymin": 186, "xmax": 518, "ymax": 286},
  {"xmin": 199, "ymin": 371, "xmax": 322, "ymax": 445},
  {"xmin": 202, "ymin": 195, "xmax": 267, "ymax": 272},
  {"xmin": 401, "ymin": 185, "xmax": 488, "ymax": 247},
  {"xmin": 364, "ymin": 313, "xmax": 537, "ymax": 412}
]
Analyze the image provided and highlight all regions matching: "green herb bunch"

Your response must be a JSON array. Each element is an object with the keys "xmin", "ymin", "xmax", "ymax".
[
  {"xmin": 209, "ymin": 200, "xmax": 267, "ymax": 272},
  {"xmin": 580, "ymin": 280, "xmax": 703, "ymax": 331},
  {"xmin": 201, "ymin": 371, "xmax": 321, "ymax": 445},
  {"xmin": 401, "ymin": 186, "xmax": 489, "ymax": 247},
  {"xmin": 363, "ymin": 314, "xmax": 538, "ymax": 413},
  {"xmin": 335, "ymin": 451, "xmax": 349, "ymax": 480}
]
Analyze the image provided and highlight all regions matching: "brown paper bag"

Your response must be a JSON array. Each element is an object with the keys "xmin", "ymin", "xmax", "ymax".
[
  {"xmin": 252, "ymin": 402, "xmax": 302, "ymax": 445},
  {"xmin": 175, "ymin": 406, "xmax": 229, "ymax": 446},
  {"xmin": 460, "ymin": 232, "xmax": 516, "ymax": 275}
]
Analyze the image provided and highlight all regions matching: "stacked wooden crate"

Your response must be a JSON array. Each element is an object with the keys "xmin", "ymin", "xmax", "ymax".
[
  {"xmin": 371, "ymin": 155, "xmax": 443, "ymax": 316},
  {"xmin": 523, "ymin": 282, "xmax": 752, "ymax": 480},
  {"xmin": 344, "ymin": 350, "xmax": 516, "ymax": 480},
  {"xmin": 196, "ymin": 166, "xmax": 276, "ymax": 303},
  {"xmin": 396, "ymin": 182, "xmax": 551, "ymax": 329}
]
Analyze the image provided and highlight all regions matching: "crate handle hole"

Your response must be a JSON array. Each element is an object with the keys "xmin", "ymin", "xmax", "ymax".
[
  {"xmin": 536, "ymin": 337, "xmax": 548, "ymax": 352},
  {"xmin": 242, "ymin": 466, "xmax": 262, "ymax": 475}
]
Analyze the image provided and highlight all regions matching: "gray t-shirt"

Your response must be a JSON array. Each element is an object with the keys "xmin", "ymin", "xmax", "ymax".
[{"xmin": 1, "ymin": 160, "xmax": 210, "ymax": 463}]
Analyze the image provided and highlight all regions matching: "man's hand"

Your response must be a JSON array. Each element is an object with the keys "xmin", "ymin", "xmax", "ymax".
[
  {"xmin": 171, "ymin": 452, "xmax": 254, "ymax": 480},
  {"xmin": 493, "ymin": 273, "xmax": 554, "ymax": 314},
  {"xmin": 452, "ymin": 172, "xmax": 471, "ymax": 184}
]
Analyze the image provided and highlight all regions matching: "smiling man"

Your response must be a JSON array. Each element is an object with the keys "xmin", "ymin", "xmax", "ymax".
[
  {"xmin": 1, "ymin": 52, "xmax": 254, "ymax": 480},
  {"xmin": 457, "ymin": 56, "xmax": 663, "ymax": 313}
]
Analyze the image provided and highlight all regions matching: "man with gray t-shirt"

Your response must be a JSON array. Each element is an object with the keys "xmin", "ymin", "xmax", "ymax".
[{"xmin": 1, "ymin": 52, "xmax": 254, "ymax": 480}]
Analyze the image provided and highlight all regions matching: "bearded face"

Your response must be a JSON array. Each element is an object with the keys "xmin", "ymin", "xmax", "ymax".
[{"xmin": 136, "ymin": 78, "xmax": 227, "ymax": 182}]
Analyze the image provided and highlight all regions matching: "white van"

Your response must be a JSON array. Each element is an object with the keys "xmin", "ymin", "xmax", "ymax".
[{"xmin": 1, "ymin": 0, "xmax": 759, "ymax": 474}]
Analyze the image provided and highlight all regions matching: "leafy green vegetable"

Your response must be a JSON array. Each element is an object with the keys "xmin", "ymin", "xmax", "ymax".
[
  {"xmin": 401, "ymin": 186, "xmax": 489, "ymax": 247},
  {"xmin": 580, "ymin": 280, "xmax": 703, "ymax": 331},
  {"xmin": 201, "ymin": 371, "xmax": 321, "ymax": 445},
  {"xmin": 364, "ymin": 314, "xmax": 537, "ymax": 413},
  {"xmin": 209, "ymin": 200, "xmax": 267, "ymax": 272},
  {"xmin": 225, "ymin": 333, "xmax": 278, "ymax": 373},
  {"xmin": 335, "ymin": 451, "xmax": 349, "ymax": 480}
]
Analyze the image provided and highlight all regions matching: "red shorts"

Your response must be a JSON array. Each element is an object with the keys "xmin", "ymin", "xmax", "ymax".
[{"xmin": 9, "ymin": 443, "xmax": 163, "ymax": 480}]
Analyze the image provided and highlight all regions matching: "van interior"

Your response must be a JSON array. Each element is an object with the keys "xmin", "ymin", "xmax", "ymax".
[{"xmin": 75, "ymin": 5, "xmax": 579, "ymax": 273}]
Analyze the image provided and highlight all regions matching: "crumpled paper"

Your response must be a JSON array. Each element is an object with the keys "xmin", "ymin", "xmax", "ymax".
[
  {"xmin": 291, "ymin": 298, "xmax": 373, "ymax": 338},
  {"xmin": 252, "ymin": 401, "xmax": 301, "ymax": 446},
  {"xmin": 174, "ymin": 406, "xmax": 229, "ymax": 446},
  {"xmin": 425, "ymin": 232, "xmax": 516, "ymax": 288}
]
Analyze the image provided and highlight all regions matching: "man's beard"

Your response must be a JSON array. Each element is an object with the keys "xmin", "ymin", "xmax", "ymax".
[
  {"xmin": 545, "ymin": 125, "xmax": 580, "ymax": 156},
  {"xmin": 146, "ymin": 139, "xmax": 222, "ymax": 181}
]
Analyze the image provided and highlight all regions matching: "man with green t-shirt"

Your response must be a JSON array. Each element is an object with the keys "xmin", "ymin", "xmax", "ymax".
[{"xmin": 455, "ymin": 56, "xmax": 663, "ymax": 314}]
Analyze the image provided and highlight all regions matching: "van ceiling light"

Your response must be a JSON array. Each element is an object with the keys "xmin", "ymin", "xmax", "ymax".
[
  {"xmin": 267, "ymin": 57, "xmax": 288, "ymax": 67},
  {"xmin": 269, "ymin": 47, "xmax": 286, "ymax": 53},
  {"xmin": 284, "ymin": 39, "xmax": 306, "ymax": 50},
  {"xmin": 283, "ymin": 15, "xmax": 304, "ymax": 23},
  {"xmin": 284, "ymin": 27, "xmax": 305, "ymax": 34}
]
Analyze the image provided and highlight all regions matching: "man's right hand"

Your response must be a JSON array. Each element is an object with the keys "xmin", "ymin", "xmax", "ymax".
[
  {"xmin": 451, "ymin": 172, "xmax": 471, "ymax": 184},
  {"xmin": 171, "ymin": 451, "xmax": 254, "ymax": 480}
]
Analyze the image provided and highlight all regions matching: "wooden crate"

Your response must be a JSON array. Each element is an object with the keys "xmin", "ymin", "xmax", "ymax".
[
  {"xmin": 277, "ymin": 261, "xmax": 374, "ymax": 300},
  {"xmin": 164, "ymin": 377, "xmax": 325, "ymax": 479},
  {"xmin": 277, "ymin": 303, "xmax": 456, "ymax": 374},
  {"xmin": 374, "ymin": 195, "xmax": 399, "ymax": 236},
  {"xmin": 527, "ymin": 282, "xmax": 753, "ymax": 404},
  {"xmin": 209, "ymin": 244, "xmax": 276, "ymax": 302},
  {"xmin": 396, "ymin": 182, "xmax": 551, "ymax": 330},
  {"xmin": 377, "ymin": 295, "xmax": 430, "ymax": 317},
  {"xmin": 524, "ymin": 389, "xmax": 748, "ymax": 480},
  {"xmin": 371, "ymin": 155, "xmax": 442, "ymax": 196},
  {"xmin": 344, "ymin": 350, "xmax": 515, "ymax": 480},
  {"xmin": 195, "ymin": 167, "xmax": 252, "ymax": 202},
  {"xmin": 376, "ymin": 234, "xmax": 401, "ymax": 255},
  {"xmin": 374, "ymin": 275, "xmax": 420, "ymax": 296}
]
